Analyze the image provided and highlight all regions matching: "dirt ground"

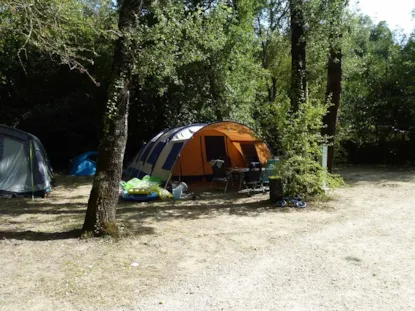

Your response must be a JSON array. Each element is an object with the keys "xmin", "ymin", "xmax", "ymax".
[{"xmin": 0, "ymin": 166, "xmax": 414, "ymax": 311}]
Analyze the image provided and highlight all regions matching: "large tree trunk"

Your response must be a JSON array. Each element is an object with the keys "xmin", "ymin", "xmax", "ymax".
[
  {"xmin": 322, "ymin": 2, "xmax": 344, "ymax": 173},
  {"xmin": 82, "ymin": 0, "xmax": 143, "ymax": 236},
  {"xmin": 290, "ymin": 0, "xmax": 307, "ymax": 111}
]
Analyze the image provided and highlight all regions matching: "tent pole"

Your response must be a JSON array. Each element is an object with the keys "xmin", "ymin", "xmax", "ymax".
[
  {"xmin": 29, "ymin": 140, "xmax": 34, "ymax": 201},
  {"xmin": 200, "ymin": 136, "xmax": 206, "ymax": 180},
  {"xmin": 165, "ymin": 153, "xmax": 182, "ymax": 189},
  {"xmin": 179, "ymin": 158, "xmax": 183, "ymax": 182},
  {"xmin": 225, "ymin": 136, "xmax": 229, "ymax": 156},
  {"xmin": 164, "ymin": 176, "xmax": 169, "ymax": 189},
  {"xmin": 165, "ymin": 171, "xmax": 173, "ymax": 189},
  {"xmin": 165, "ymin": 158, "xmax": 176, "ymax": 189}
]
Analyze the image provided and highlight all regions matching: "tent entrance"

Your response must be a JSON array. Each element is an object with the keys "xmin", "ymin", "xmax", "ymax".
[
  {"xmin": 204, "ymin": 136, "xmax": 227, "ymax": 161},
  {"xmin": 240, "ymin": 142, "xmax": 260, "ymax": 166}
]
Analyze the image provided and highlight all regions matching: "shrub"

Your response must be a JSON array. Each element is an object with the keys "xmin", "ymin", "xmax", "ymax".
[{"xmin": 270, "ymin": 98, "xmax": 343, "ymax": 198}]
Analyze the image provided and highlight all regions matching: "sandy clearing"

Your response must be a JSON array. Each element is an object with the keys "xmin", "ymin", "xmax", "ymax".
[{"xmin": 0, "ymin": 167, "xmax": 414, "ymax": 311}]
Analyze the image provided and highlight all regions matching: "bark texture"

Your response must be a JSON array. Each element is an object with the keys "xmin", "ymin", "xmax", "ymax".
[
  {"xmin": 290, "ymin": 0, "xmax": 307, "ymax": 111},
  {"xmin": 82, "ymin": 0, "xmax": 143, "ymax": 236},
  {"xmin": 322, "ymin": 1, "xmax": 344, "ymax": 173}
]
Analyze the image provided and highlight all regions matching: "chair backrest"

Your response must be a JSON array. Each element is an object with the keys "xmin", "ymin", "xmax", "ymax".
[
  {"xmin": 211, "ymin": 159, "xmax": 227, "ymax": 179},
  {"xmin": 218, "ymin": 155, "xmax": 232, "ymax": 168},
  {"xmin": 245, "ymin": 161, "xmax": 262, "ymax": 183}
]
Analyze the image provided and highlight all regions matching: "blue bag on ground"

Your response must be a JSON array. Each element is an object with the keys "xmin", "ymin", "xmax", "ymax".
[{"xmin": 69, "ymin": 151, "xmax": 98, "ymax": 176}]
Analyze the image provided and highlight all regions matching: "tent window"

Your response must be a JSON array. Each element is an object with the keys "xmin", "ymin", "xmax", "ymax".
[
  {"xmin": 147, "ymin": 142, "xmax": 165, "ymax": 165},
  {"xmin": 139, "ymin": 142, "xmax": 154, "ymax": 162},
  {"xmin": 162, "ymin": 142, "xmax": 184, "ymax": 170}
]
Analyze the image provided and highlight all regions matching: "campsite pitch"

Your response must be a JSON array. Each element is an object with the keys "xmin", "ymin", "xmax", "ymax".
[{"xmin": 0, "ymin": 167, "xmax": 414, "ymax": 311}]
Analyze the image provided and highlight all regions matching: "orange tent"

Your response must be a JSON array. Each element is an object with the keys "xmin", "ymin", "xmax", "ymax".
[{"xmin": 125, "ymin": 121, "xmax": 273, "ymax": 183}]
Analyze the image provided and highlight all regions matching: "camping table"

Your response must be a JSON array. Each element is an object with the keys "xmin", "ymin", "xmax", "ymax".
[
  {"xmin": 227, "ymin": 167, "xmax": 269, "ymax": 190},
  {"xmin": 228, "ymin": 167, "xmax": 268, "ymax": 173}
]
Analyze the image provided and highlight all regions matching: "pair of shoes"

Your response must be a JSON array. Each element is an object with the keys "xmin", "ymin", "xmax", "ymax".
[
  {"xmin": 276, "ymin": 200, "xmax": 287, "ymax": 207},
  {"xmin": 294, "ymin": 200, "xmax": 307, "ymax": 208},
  {"xmin": 276, "ymin": 197, "xmax": 307, "ymax": 208}
]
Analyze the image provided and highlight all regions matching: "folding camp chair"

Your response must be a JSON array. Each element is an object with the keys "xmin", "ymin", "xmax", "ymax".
[
  {"xmin": 241, "ymin": 161, "xmax": 264, "ymax": 195},
  {"xmin": 210, "ymin": 159, "xmax": 232, "ymax": 193}
]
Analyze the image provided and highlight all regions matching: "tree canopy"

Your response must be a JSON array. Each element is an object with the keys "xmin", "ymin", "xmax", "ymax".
[{"xmin": 2, "ymin": 0, "xmax": 413, "ymax": 166}]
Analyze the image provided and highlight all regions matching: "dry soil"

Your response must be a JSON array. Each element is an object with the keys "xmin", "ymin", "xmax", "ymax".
[{"xmin": 0, "ymin": 167, "xmax": 414, "ymax": 311}]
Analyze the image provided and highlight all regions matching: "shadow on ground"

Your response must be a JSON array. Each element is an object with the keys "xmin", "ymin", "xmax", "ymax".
[
  {"xmin": 0, "ymin": 229, "xmax": 82, "ymax": 241},
  {"xmin": 3, "ymin": 166, "xmax": 413, "ymax": 242},
  {"xmin": 117, "ymin": 196, "xmax": 289, "ymax": 221},
  {"xmin": 0, "ymin": 190, "xmax": 289, "ymax": 241}
]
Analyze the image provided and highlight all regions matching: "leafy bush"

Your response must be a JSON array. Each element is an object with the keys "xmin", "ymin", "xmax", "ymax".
[{"xmin": 270, "ymin": 98, "xmax": 343, "ymax": 198}]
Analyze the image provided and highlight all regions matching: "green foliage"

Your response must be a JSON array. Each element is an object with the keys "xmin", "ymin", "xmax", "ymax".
[
  {"xmin": 0, "ymin": 0, "xmax": 115, "ymax": 167},
  {"xmin": 265, "ymin": 97, "xmax": 343, "ymax": 198},
  {"xmin": 0, "ymin": 0, "xmax": 117, "ymax": 84},
  {"xmin": 1, "ymin": 0, "xmax": 415, "ymax": 170},
  {"xmin": 134, "ymin": 2, "xmax": 230, "ymax": 84},
  {"xmin": 127, "ymin": 0, "xmax": 264, "ymax": 127},
  {"xmin": 339, "ymin": 13, "xmax": 415, "ymax": 163}
]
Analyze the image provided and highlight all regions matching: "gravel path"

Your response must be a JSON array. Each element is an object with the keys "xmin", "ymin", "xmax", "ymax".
[{"xmin": 134, "ymin": 169, "xmax": 415, "ymax": 311}]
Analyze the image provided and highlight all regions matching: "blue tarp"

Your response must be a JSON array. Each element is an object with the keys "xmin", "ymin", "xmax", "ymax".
[{"xmin": 69, "ymin": 151, "xmax": 98, "ymax": 176}]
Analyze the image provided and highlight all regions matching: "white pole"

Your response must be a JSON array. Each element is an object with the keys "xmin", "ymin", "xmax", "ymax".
[{"xmin": 322, "ymin": 145, "xmax": 328, "ymax": 191}]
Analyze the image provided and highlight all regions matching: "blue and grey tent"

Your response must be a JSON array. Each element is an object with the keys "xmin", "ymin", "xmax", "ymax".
[{"xmin": 0, "ymin": 124, "xmax": 53, "ymax": 197}]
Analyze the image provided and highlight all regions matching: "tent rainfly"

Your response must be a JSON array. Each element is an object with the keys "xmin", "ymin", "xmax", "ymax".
[
  {"xmin": 0, "ymin": 124, "xmax": 53, "ymax": 197},
  {"xmin": 124, "ymin": 121, "xmax": 273, "ymax": 184}
]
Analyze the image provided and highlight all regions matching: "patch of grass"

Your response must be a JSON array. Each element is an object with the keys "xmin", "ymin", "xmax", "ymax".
[
  {"xmin": 102, "ymin": 221, "xmax": 120, "ymax": 239},
  {"xmin": 310, "ymin": 192, "xmax": 336, "ymax": 203},
  {"xmin": 305, "ymin": 193, "xmax": 336, "ymax": 211},
  {"xmin": 81, "ymin": 221, "xmax": 120, "ymax": 239}
]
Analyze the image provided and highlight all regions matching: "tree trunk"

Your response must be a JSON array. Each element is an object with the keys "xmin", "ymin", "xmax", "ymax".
[
  {"xmin": 269, "ymin": 76, "xmax": 277, "ymax": 103},
  {"xmin": 322, "ymin": 2, "xmax": 344, "ymax": 173},
  {"xmin": 322, "ymin": 46, "xmax": 342, "ymax": 173},
  {"xmin": 290, "ymin": 0, "xmax": 307, "ymax": 111},
  {"xmin": 82, "ymin": 0, "xmax": 143, "ymax": 236}
]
